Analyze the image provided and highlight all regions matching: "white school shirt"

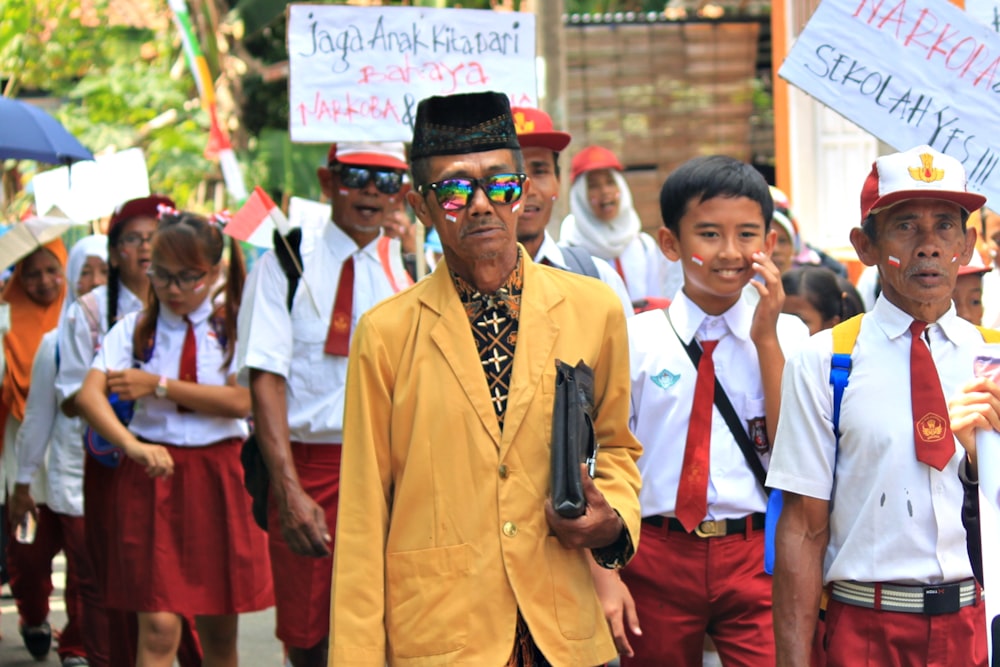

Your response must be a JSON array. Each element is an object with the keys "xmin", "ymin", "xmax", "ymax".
[
  {"xmin": 236, "ymin": 223, "xmax": 406, "ymax": 444},
  {"xmin": 980, "ymin": 267, "xmax": 1000, "ymax": 328},
  {"xmin": 14, "ymin": 330, "xmax": 83, "ymax": 516},
  {"xmin": 629, "ymin": 291, "xmax": 808, "ymax": 520},
  {"xmin": 93, "ymin": 297, "xmax": 247, "ymax": 446},
  {"xmin": 55, "ymin": 282, "xmax": 143, "ymax": 404},
  {"xmin": 597, "ymin": 232, "xmax": 683, "ymax": 303},
  {"xmin": 768, "ymin": 297, "xmax": 979, "ymax": 585},
  {"xmin": 533, "ymin": 232, "xmax": 634, "ymax": 317}
]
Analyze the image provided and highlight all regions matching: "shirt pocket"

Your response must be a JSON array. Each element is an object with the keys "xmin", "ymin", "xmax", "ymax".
[
  {"xmin": 385, "ymin": 543, "xmax": 470, "ymax": 658},
  {"xmin": 289, "ymin": 319, "xmax": 330, "ymax": 393}
]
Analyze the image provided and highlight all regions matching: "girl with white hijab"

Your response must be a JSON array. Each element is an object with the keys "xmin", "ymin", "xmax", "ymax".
[{"xmin": 560, "ymin": 146, "xmax": 682, "ymax": 303}]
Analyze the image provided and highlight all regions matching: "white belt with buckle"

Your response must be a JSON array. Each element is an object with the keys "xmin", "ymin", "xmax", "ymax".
[{"xmin": 830, "ymin": 580, "xmax": 979, "ymax": 615}]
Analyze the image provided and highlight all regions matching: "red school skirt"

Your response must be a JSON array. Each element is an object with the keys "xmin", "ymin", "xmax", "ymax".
[{"xmin": 106, "ymin": 437, "xmax": 274, "ymax": 616}]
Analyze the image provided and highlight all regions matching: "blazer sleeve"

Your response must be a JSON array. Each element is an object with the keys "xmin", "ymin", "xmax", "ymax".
[
  {"xmin": 329, "ymin": 313, "xmax": 394, "ymax": 667},
  {"xmin": 590, "ymin": 300, "xmax": 643, "ymax": 565}
]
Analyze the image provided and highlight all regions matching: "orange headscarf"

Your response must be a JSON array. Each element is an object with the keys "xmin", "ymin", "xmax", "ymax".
[{"xmin": 1, "ymin": 239, "xmax": 68, "ymax": 434}]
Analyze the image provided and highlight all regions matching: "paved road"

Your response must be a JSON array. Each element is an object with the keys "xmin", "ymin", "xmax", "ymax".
[{"xmin": 0, "ymin": 555, "xmax": 284, "ymax": 666}]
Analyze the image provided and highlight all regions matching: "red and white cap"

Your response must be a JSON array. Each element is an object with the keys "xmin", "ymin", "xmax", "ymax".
[
  {"xmin": 327, "ymin": 141, "xmax": 408, "ymax": 171},
  {"xmin": 860, "ymin": 145, "xmax": 986, "ymax": 222},
  {"xmin": 959, "ymin": 251, "xmax": 992, "ymax": 276}
]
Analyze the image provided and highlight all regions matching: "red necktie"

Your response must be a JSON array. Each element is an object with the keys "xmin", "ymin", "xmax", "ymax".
[
  {"xmin": 177, "ymin": 316, "xmax": 197, "ymax": 413},
  {"xmin": 324, "ymin": 256, "xmax": 355, "ymax": 356},
  {"xmin": 675, "ymin": 339, "xmax": 718, "ymax": 532},
  {"xmin": 909, "ymin": 321, "xmax": 954, "ymax": 470},
  {"xmin": 614, "ymin": 257, "xmax": 627, "ymax": 285}
]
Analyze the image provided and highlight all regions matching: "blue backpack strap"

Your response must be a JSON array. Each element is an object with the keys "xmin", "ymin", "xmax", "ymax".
[{"xmin": 765, "ymin": 314, "xmax": 863, "ymax": 576}]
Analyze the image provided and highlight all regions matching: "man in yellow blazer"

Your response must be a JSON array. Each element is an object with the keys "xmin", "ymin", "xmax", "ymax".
[{"xmin": 330, "ymin": 92, "xmax": 642, "ymax": 667}]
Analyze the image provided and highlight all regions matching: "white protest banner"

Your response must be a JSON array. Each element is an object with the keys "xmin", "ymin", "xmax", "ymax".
[
  {"xmin": 779, "ymin": 0, "xmax": 1000, "ymax": 207},
  {"xmin": 968, "ymin": 0, "xmax": 1000, "ymax": 34},
  {"xmin": 32, "ymin": 148, "xmax": 150, "ymax": 223},
  {"xmin": 287, "ymin": 4, "xmax": 536, "ymax": 143}
]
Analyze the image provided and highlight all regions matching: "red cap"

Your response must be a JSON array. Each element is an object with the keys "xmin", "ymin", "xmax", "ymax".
[
  {"xmin": 108, "ymin": 194, "xmax": 175, "ymax": 232},
  {"xmin": 958, "ymin": 251, "xmax": 992, "ymax": 276},
  {"xmin": 570, "ymin": 146, "xmax": 624, "ymax": 183},
  {"xmin": 860, "ymin": 145, "xmax": 986, "ymax": 222},
  {"xmin": 511, "ymin": 107, "xmax": 571, "ymax": 152},
  {"xmin": 327, "ymin": 142, "xmax": 408, "ymax": 171}
]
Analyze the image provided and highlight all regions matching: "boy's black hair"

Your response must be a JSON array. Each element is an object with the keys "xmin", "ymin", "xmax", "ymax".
[{"xmin": 659, "ymin": 155, "xmax": 773, "ymax": 235}]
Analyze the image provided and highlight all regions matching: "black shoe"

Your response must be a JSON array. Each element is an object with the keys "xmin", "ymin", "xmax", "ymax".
[{"xmin": 20, "ymin": 622, "xmax": 52, "ymax": 660}]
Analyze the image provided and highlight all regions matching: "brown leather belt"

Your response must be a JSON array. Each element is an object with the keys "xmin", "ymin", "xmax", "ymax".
[{"xmin": 642, "ymin": 512, "xmax": 765, "ymax": 538}]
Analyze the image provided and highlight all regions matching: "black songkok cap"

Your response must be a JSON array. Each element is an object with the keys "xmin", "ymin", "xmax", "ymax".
[{"xmin": 410, "ymin": 92, "xmax": 521, "ymax": 160}]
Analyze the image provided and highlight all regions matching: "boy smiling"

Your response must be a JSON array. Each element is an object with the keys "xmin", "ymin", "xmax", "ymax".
[{"xmin": 600, "ymin": 156, "xmax": 808, "ymax": 665}]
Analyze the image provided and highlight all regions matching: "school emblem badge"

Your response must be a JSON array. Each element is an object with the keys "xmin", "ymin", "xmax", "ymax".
[
  {"xmin": 651, "ymin": 368, "xmax": 680, "ymax": 390},
  {"xmin": 747, "ymin": 416, "xmax": 769, "ymax": 453},
  {"xmin": 916, "ymin": 412, "xmax": 947, "ymax": 442},
  {"xmin": 332, "ymin": 312, "xmax": 351, "ymax": 332},
  {"xmin": 513, "ymin": 111, "xmax": 534, "ymax": 134},
  {"xmin": 908, "ymin": 153, "xmax": 945, "ymax": 184}
]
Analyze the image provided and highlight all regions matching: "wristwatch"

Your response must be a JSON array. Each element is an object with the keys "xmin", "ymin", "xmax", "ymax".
[{"xmin": 155, "ymin": 375, "xmax": 169, "ymax": 399}]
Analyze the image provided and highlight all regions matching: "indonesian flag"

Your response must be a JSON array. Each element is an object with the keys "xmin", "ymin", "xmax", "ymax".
[{"xmin": 225, "ymin": 186, "xmax": 291, "ymax": 248}]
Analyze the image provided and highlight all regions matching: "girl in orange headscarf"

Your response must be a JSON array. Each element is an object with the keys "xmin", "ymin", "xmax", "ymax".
[{"xmin": 0, "ymin": 238, "xmax": 67, "ymax": 658}]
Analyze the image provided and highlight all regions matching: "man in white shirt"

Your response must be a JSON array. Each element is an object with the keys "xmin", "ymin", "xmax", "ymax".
[
  {"xmin": 510, "ymin": 106, "xmax": 633, "ymax": 316},
  {"xmin": 236, "ymin": 142, "xmax": 411, "ymax": 667},
  {"xmin": 978, "ymin": 207, "xmax": 1000, "ymax": 327},
  {"xmin": 770, "ymin": 145, "xmax": 998, "ymax": 667}
]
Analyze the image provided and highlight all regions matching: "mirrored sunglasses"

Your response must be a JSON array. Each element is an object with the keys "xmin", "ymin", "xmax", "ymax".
[
  {"xmin": 336, "ymin": 166, "xmax": 404, "ymax": 195},
  {"xmin": 420, "ymin": 173, "xmax": 527, "ymax": 212}
]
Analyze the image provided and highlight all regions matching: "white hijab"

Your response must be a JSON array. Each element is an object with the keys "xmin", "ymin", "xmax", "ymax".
[
  {"xmin": 559, "ymin": 169, "xmax": 642, "ymax": 260},
  {"xmin": 62, "ymin": 234, "xmax": 109, "ymax": 320}
]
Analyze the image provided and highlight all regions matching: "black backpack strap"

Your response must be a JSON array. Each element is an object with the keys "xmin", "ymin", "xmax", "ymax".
[
  {"xmin": 558, "ymin": 245, "xmax": 601, "ymax": 280},
  {"xmin": 273, "ymin": 227, "xmax": 303, "ymax": 313},
  {"xmin": 666, "ymin": 314, "xmax": 769, "ymax": 489}
]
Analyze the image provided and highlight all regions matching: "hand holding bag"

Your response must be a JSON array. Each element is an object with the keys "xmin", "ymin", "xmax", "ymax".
[{"xmin": 550, "ymin": 359, "xmax": 598, "ymax": 518}]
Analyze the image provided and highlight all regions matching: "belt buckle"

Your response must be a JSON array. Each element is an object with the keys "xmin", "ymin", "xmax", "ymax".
[
  {"xmin": 923, "ymin": 584, "xmax": 960, "ymax": 615},
  {"xmin": 694, "ymin": 520, "xmax": 721, "ymax": 538}
]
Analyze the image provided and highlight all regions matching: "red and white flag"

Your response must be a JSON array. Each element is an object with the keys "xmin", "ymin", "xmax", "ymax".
[{"xmin": 224, "ymin": 186, "xmax": 291, "ymax": 248}]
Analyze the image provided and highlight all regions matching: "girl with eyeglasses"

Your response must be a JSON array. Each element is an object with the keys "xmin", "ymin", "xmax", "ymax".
[
  {"xmin": 77, "ymin": 211, "xmax": 272, "ymax": 667},
  {"xmin": 56, "ymin": 194, "xmax": 204, "ymax": 667}
]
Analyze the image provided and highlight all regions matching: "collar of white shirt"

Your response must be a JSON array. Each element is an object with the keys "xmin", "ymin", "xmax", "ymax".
[
  {"xmin": 667, "ymin": 290, "xmax": 751, "ymax": 345},
  {"xmin": 160, "ymin": 292, "xmax": 214, "ymax": 329},
  {"xmin": 322, "ymin": 220, "xmax": 383, "ymax": 264},
  {"xmin": 871, "ymin": 294, "xmax": 962, "ymax": 346},
  {"xmin": 533, "ymin": 232, "xmax": 566, "ymax": 269}
]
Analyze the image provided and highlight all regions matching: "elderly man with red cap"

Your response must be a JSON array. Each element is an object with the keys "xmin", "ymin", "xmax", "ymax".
[
  {"xmin": 510, "ymin": 107, "xmax": 632, "ymax": 315},
  {"xmin": 769, "ymin": 145, "xmax": 1000, "ymax": 666},
  {"xmin": 237, "ymin": 142, "xmax": 412, "ymax": 667}
]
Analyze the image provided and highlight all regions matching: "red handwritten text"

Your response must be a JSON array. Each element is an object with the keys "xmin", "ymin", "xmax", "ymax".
[
  {"xmin": 297, "ymin": 91, "xmax": 402, "ymax": 126},
  {"xmin": 357, "ymin": 55, "xmax": 488, "ymax": 95}
]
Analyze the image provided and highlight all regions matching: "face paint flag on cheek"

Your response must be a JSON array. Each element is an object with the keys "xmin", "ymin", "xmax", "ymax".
[
  {"xmin": 691, "ymin": 255, "xmax": 704, "ymax": 266},
  {"xmin": 338, "ymin": 189, "xmax": 349, "ymax": 196},
  {"xmin": 952, "ymin": 254, "xmax": 959, "ymax": 263},
  {"xmin": 512, "ymin": 203, "xmax": 521, "ymax": 213},
  {"xmin": 445, "ymin": 214, "xmax": 458, "ymax": 223},
  {"xmin": 888, "ymin": 256, "xmax": 901, "ymax": 268}
]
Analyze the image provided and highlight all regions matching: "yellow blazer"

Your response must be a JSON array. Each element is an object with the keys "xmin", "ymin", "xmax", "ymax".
[{"xmin": 330, "ymin": 253, "xmax": 642, "ymax": 667}]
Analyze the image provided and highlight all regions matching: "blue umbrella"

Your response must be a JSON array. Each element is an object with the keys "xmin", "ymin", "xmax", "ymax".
[{"xmin": 0, "ymin": 96, "xmax": 94, "ymax": 165}]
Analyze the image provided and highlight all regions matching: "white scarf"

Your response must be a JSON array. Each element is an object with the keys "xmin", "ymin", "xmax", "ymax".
[{"xmin": 559, "ymin": 170, "xmax": 641, "ymax": 260}]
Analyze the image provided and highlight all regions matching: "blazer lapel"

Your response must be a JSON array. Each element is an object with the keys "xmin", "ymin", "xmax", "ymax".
[
  {"xmin": 500, "ymin": 260, "xmax": 561, "ymax": 451},
  {"xmin": 422, "ymin": 266, "xmax": 502, "ymax": 448}
]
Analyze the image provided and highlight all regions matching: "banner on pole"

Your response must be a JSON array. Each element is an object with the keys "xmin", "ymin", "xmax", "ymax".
[{"xmin": 287, "ymin": 4, "xmax": 537, "ymax": 143}]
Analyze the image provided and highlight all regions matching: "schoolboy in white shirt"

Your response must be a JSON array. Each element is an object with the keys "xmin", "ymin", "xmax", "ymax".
[{"xmin": 598, "ymin": 155, "xmax": 808, "ymax": 665}]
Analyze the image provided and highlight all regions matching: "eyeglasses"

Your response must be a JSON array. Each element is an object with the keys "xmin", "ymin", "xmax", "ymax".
[
  {"xmin": 419, "ymin": 173, "xmax": 527, "ymax": 212},
  {"xmin": 120, "ymin": 232, "xmax": 155, "ymax": 248},
  {"xmin": 147, "ymin": 267, "xmax": 207, "ymax": 292},
  {"xmin": 334, "ymin": 166, "xmax": 404, "ymax": 195}
]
